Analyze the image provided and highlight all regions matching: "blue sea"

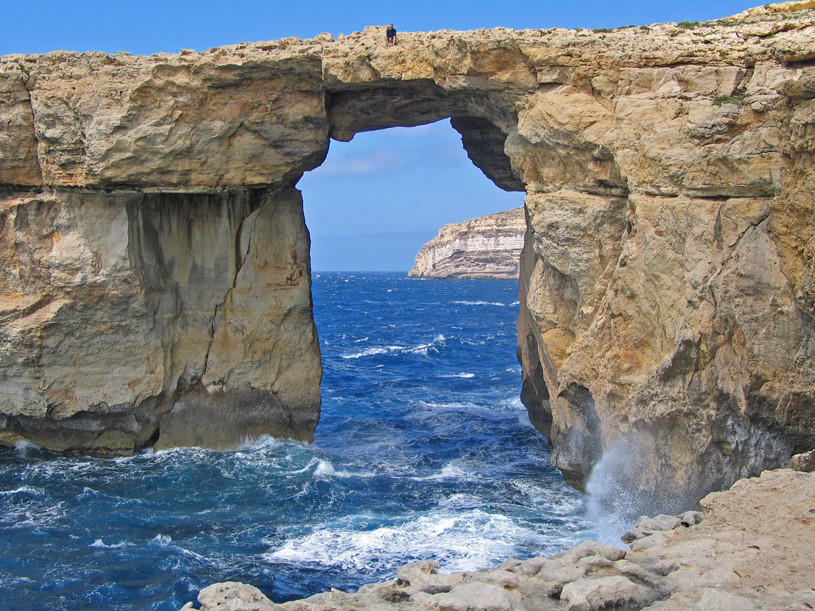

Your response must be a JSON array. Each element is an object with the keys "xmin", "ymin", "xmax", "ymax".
[{"xmin": 0, "ymin": 273, "xmax": 595, "ymax": 610}]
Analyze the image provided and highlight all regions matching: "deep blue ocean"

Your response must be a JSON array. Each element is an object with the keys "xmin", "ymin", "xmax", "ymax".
[{"xmin": 0, "ymin": 273, "xmax": 595, "ymax": 610}]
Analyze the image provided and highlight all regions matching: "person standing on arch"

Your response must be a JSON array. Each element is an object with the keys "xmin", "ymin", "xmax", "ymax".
[{"xmin": 386, "ymin": 24, "xmax": 397, "ymax": 45}]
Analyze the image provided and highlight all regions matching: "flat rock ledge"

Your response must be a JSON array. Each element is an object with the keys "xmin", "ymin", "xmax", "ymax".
[{"xmin": 184, "ymin": 468, "xmax": 815, "ymax": 610}]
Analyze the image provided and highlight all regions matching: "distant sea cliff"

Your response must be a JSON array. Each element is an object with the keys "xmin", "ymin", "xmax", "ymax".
[{"xmin": 408, "ymin": 208, "xmax": 525, "ymax": 279}]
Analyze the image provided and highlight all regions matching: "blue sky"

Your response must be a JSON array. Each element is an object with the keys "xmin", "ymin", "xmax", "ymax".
[{"xmin": 1, "ymin": 0, "xmax": 762, "ymax": 270}]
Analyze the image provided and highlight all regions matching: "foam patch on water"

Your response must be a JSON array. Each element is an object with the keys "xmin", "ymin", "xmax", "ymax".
[
  {"xmin": 237, "ymin": 435, "xmax": 283, "ymax": 452},
  {"xmin": 151, "ymin": 534, "xmax": 173, "ymax": 547},
  {"xmin": 286, "ymin": 457, "xmax": 320, "ymax": 475},
  {"xmin": 340, "ymin": 346, "xmax": 394, "ymax": 359},
  {"xmin": 76, "ymin": 486, "xmax": 106, "ymax": 501},
  {"xmin": 0, "ymin": 486, "xmax": 44, "ymax": 497},
  {"xmin": 340, "ymin": 335, "xmax": 445, "ymax": 359},
  {"xmin": 453, "ymin": 300, "xmax": 510, "ymax": 307},
  {"xmin": 412, "ymin": 460, "xmax": 481, "ymax": 482},
  {"xmin": 437, "ymin": 493, "xmax": 484, "ymax": 509},
  {"xmin": 264, "ymin": 509, "xmax": 548, "ymax": 575},
  {"xmin": 509, "ymin": 480, "xmax": 585, "ymax": 516},
  {"xmin": 312, "ymin": 459, "xmax": 375, "ymax": 480},
  {"xmin": 409, "ymin": 401, "xmax": 505, "ymax": 424},
  {"xmin": 90, "ymin": 539, "xmax": 132, "ymax": 549},
  {"xmin": 313, "ymin": 460, "xmax": 336, "ymax": 478},
  {"xmin": 2, "ymin": 498, "xmax": 66, "ymax": 529}
]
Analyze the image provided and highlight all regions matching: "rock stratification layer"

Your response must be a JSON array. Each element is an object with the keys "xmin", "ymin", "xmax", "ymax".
[
  {"xmin": 408, "ymin": 207, "xmax": 525, "ymax": 279},
  {"xmin": 1, "ymin": 3, "xmax": 814, "ymax": 505}
]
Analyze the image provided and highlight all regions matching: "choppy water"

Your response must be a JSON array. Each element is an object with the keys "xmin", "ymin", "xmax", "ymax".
[{"xmin": 0, "ymin": 273, "xmax": 595, "ymax": 610}]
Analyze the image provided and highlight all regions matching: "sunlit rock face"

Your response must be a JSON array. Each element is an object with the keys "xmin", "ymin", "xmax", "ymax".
[
  {"xmin": 408, "ymin": 208, "xmax": 525, "ymax": 279},
  {"xmin": 1, "ymin": 5, "xmax": 814, "ymax": 508},
  {"xmin": 0, "ymin": 188, "xmax": 320, "ymax": 454}
]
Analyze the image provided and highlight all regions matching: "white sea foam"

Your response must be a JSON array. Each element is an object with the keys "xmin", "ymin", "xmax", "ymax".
[
  {"xmin": 90, "ymin": 539, "xmax": 131, "ymax": 549},
  {"xmin": 313, "ymin": 460, "xmax": 336, "ymax": 478},
  {"xmin": 236, "ymin": 435, "xmax": 283, "ymax": 452},
  {"xmin": 340, "ymin": 335, "xmax": 445, "ymax": 359},
  {"xmin": 312, "ymin": 459, "xmax": 374, "ymax": 479},
  {"xmin": 151, "ymin": 534, "xmax": 172, "ymax": 547},
  {"xmin": 404, "ymin": 340, "xmax": 436, "ymax": 356},
  {"xmin": 509, "ymin": 480, "xmax": 585, "ymax": 516},
  {"xmin": 340, "ymin": 346, "xmax": 393, "ymax": 359},
  {"xmin": 0, "ymin": 486, "xmax": 44, "ymax": 497},
  {"xmin": 76, "ymin": 486, "xmax": 104, "ymax": 501},
  {"xmin": 414, "ymin": 400, "xmax": 477, "ymax": 411},
  {"xmin": 288, "ymin": 457, "xmax": 320, "ymax": 475},
  {"xmin": 441, "ymin": 372, "xmax": 475, "ymax": 379},
  {"xmin": 405, "ymin": 344, "xmax": 431, "ymax": 356},
  {"xmin": 263, "ymin": 509, "xmax": 546, "ymax": 574},
  {"xmin": 452, "ymin": 300, "xmax": 508, "ymax": 307},
  {"xmin": 4, "ymin": 499, "xmax": 67, "ymax": 529},
  {"xmin": 411, "ymin": 460, "xmax": 480, "ymax": 482},
  {"xmin": 437, "ymin": 493, "xmax": 484, "ymax": 509},
  {"xmin": 177, "ymin": 546, "xmax": 209, "ymax": 562},
  {"xmin": 410, "ymin": 401, "xmax": 497, "ymax": 421}
]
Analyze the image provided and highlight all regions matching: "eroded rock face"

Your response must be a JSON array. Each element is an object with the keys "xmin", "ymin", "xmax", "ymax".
[
  {"xmin": 0, "ymin": 188, "xmax": 320, "ymax": 453},
  {"xmin": 408, "ymin": 207, "xmax": 525, "ymax": 279},
  {"xmin": 0, "ymin": 4, "xmax": 813, "ymax": 507}
]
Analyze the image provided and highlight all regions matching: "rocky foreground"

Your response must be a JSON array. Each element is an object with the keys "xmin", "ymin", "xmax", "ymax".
[
  {"xmin": 408, "ymin": 208, "xmax": 525, "ymax": 279},
  {"xmin": 185, "ymin": 461, "xmax": 815, "ymax": 610}
]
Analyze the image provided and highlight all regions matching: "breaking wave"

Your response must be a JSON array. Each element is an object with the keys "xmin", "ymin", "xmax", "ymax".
[{"xmin": 339, "ymin": 334, "xmax": 446, "ymax": 359}]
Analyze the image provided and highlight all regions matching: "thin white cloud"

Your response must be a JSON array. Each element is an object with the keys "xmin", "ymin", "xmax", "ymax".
[
  {"xmin": 311, "ymin": 142, "xmax": 463, "ymax": 179},
  {"xmin": 314, "ymin": 147, "xmax": 409, "ymax": 176}
]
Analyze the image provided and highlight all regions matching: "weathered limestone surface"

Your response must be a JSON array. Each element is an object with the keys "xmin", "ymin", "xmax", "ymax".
[
  {"xmin": 0, "ymin": 3, "xmax": 813, "ymax": 508},
  {"xmin": 186, "ymin": 468, "xmax": 815, "ymax": 610},
  {"xmin": 0, "ymin": 188, "xmax": 320, "ymax": 453},
  {"xmin": 408, "ymin": 207, "xmax": 525, "ymax": 279}
]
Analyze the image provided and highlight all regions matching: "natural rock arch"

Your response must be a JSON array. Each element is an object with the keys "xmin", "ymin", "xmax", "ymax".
[{"xmin": 1, "ymin": 12, "xmax": 814, "ymax": 510}]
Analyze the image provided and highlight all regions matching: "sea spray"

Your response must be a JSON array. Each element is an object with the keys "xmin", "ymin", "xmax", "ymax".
[
  {"xmin": 584, "ymin": 442, "xmax": 642, "ymax": 545},
  {"xmin": 584, "ymin": 435, "xmax": 701, "ymax": 545}
]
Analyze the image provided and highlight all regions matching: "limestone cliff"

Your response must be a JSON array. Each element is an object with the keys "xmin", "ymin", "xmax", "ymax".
[
  {"xmin": 0, "ymin": 188, "xmax": 321, "ymax": 454},
  {"xmin": 1, "ymin": 2, "xmax": 814, "ymax": 510},
  {"xmin": 408, "ymin": 207, "xmax": 524, "ymax": 278}
]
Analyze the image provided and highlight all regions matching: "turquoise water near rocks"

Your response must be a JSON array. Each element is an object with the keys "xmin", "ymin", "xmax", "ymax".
[{"xmin": 0, "ymin": 273, "xmax": 594, "ymax": 610}]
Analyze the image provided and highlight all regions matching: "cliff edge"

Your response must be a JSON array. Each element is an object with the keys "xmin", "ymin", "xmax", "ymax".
[{"xmin": 408, "ymin": 207, "xmax": 525, "ymax": 279}]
